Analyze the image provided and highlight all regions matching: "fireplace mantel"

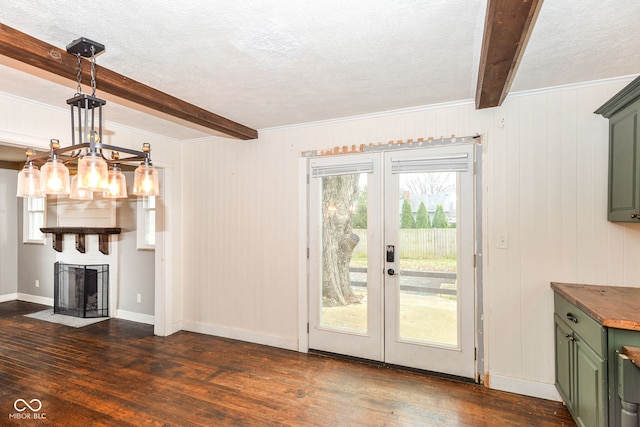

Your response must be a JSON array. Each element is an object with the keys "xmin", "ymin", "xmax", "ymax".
[{"xmin": 40, "ymin": 227, "xmax": 121, "ymax": 255}]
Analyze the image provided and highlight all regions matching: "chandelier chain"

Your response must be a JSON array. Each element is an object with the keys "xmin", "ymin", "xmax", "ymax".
[
  {"xmin": 75, "ymin": 53, "xmax": 82, "ymax": 95},
  {"xmin": 90, "ymin": 45, "xmax": 97, "ymax": 97}
]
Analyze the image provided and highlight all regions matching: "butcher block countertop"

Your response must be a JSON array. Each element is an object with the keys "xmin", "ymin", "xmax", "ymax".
[
  {"xmin": 551, "ymin": 282, "xmax": 640, "ymax": 331},
  {"xmin": 622, "ymin": 346, "xmax": 640, "ymax": 368}
]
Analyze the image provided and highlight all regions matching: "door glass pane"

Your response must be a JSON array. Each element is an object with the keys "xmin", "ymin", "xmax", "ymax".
[
  {"xmin": 397, "ymin": 171, "xmax": 458, "ymax": 346},
  {"xmin": 319, "ymin": 173, "xmax": 368, "ymax": 333}
]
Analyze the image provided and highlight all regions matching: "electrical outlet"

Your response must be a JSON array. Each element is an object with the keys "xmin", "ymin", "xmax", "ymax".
[
  {"xmin": 136, "ymin": 293, "xmax": 142, "ymax": 303},
  {"xmin": 497, "ymin": 233, "xmax": 509, "ymax": 249},
  {"xmin": 35, "ymin": 279, "xmax": 40, "ymax": 288}
]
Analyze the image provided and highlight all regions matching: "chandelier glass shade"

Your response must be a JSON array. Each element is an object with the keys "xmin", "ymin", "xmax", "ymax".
[
  {"xmin": 69, "ymin": 175, "xmax": 94, "ymax": 200},
  {"xmin": 104, "ymin": 164, "xmax": 128, "ymax": 199},
  {"xmin": 132, "ymin": 160, "xmax": 159, "ymax": 196},
  {"xmin": 16, "ymin": 162, "xmax": 43, "ymax": 197},
  {"xmin": 40, "ymin": 157, "xmax": 71, "ymax": 195},
  {"xmin": 77, "ymin": 152, "xmax": 109, "ymax": 191},
  {"xmin": 15, "ymin": 37, "xmax": 159, "ymax": 199}
]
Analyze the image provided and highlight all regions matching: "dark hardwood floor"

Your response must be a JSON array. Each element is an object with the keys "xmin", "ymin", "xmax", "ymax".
[{"xmin": 0, "ymin": 301, "xmax": 575, "ymax": 426}]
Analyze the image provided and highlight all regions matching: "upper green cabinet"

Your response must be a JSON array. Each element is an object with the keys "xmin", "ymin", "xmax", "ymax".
[{"xmin": 596, "ymin": 76, "xmax": 640, "ymax": 222}]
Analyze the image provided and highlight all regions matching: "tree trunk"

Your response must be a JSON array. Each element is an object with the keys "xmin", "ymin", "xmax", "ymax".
[{"xmin": 321, "ymin": 174, "xmax": 361, "ymax": 307}]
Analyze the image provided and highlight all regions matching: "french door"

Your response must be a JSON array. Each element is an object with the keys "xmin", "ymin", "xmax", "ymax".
[{"xmin": 308, "ymin": 144, "xmax": 476, "ymax": 379}]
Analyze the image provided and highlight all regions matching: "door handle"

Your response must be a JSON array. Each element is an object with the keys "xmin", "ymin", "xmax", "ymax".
[{"xmin": 387, "ymin": 268, "xmax": 395, "ymax": 276}]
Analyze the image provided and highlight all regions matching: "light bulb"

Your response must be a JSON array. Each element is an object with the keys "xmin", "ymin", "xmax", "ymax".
[
  {"xmin": 77, "ymin": 153, "xmax": 108, "ymax": 191},
  {"xmin": 49, "ymin": 174, "xmax": 62, "ymax": 191},
  {"xmin": 87, "ymin": 129, "xmax": 100, "ymax": 144},
  {"xmin": 108, "ymin": 179, "xmax": 119, "ymax": 195},
  {"xmin": 143, "ymin": 176, "xmax": 153, "ymax": 193},
  {"xmin": 87, "ymin": 164, "xmax": 102, "ymax": 188}
]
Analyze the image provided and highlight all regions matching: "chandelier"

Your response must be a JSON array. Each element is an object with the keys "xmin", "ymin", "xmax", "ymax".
[{"xmin": 16, "ymin": 37, "xmax": 159, "ymax": 199}]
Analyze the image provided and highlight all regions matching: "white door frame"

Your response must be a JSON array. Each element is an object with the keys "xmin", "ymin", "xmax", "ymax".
[
  {"xmin": 154, "ymin": 167, "xmax": 173, "ymax": 336},
  {"xmin": 298, "ymin": 142, "xmax": 484, "ymax": 381}
]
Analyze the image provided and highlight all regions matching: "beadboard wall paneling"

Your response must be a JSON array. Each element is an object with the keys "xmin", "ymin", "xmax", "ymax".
[
  {"xmin": 181, "ymin": 78, "xmax": 640, "ymax": 397},
  {"xmin": 55, "ymin": 198, "xmax": 116, "ymax": 227},
  {"xmin": 0, "ymin": 95, "xmax": 69, "ymax": 150},
  {"xmin": 181, "ymin": 138, "xmax": 300, "ymax": 345}
]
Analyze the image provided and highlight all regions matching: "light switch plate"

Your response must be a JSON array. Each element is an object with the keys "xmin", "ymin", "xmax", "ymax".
[{"xmin": 497, "ymin": 233, "xmax": 509, "ymax": 249}]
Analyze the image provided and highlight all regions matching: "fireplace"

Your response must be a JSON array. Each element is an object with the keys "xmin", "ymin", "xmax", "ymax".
[{"xmin": 54, "ymin": 262, "xmax": 109, "ymax": 318}]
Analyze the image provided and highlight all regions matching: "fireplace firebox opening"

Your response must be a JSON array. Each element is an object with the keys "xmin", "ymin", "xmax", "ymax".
[{"xmin": 54, "ymin": 262, "xmax": 108, "ymax": 318}]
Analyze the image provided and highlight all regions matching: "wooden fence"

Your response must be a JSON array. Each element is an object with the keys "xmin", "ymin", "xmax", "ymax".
[{"xmin": 351, "ymin": 228, "xmax": 456, "ymax": 258}]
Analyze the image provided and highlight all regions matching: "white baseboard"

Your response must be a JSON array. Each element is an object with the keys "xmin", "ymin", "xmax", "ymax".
[
  {"xmin": 171, "ymin": 321, "xmax": 184, "ymax": 335},
  {"xmin": 182, "ymin": 321, "xmax": 298, "ymax": 351},
  {"xmin": 116, "ymin": 309, "xmax": 155, "ymax": 325},
  {"xmin": 0, "ymin": 293, "xmax": 18, "ymax": 303},
  {"xmin": 6, "ymin": 295, "xmax": 156, "ymax": 327},
  {"xmin": 17, "ymin": 293, "xmax": 53, "ymax": 306},
  {"xmin": 488, "ymin": 373, "xmax": 562, "ymax": 401}
]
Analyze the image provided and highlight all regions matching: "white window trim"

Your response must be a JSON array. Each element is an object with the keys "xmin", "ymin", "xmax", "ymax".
[
  {"xmin": 23, "ymin": 197, "xmax": 46, "ymax": 244},
  {"xmin": 137, "ymin": 196, "xmax": 156, "ymax": 250}
]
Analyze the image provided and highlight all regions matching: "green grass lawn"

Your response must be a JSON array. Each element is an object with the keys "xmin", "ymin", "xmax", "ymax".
[{"xmin": 350, "ymin": 256, "xmax": 456, "ymax": 272}]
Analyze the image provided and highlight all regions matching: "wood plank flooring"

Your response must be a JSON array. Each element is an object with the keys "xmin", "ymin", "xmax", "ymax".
[{"xmin": 0, "ymin": 301, "xmax": 575, "ymax": 426}]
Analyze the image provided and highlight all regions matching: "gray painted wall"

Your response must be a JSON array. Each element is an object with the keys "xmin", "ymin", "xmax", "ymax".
[
  {"xmin": 0, "ymin": 169, "xmax": 18, "ymax": 296},
  {"xmin": 117, "ymin": 171, "xmax": 155, "ymax": 315},
  {"xmin": 16, "ymin": 196, "xmax": 56, "ymax": 298}
]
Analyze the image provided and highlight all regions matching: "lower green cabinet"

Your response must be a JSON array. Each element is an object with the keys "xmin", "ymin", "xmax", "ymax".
[
  {"xmin": 554, "ymin": 294, "xmax": 608, "ymax": 427},
  {"xmin": 553, "ymin": 285, "xmax": 640, "ymax": 427},
  {"xmin": 607, "ymin": 328, "xmax": 640, "ymax": 427},
  {"xmin": 555, "ymin": 316, "xmax": 573, "ymax": 407},
  {"xmin": 574, "ymin": 337, "xmax": 607, "ymax": 427}
]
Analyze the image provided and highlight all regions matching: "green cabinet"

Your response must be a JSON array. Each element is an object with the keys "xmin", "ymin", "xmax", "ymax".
[
  {"xmin": 607, "ymin": 328, "xmax": 640, "ymax": 427},
  {"xmin": 596, "ymin": 76, "xmax": 640, "ymax": 222},
  {"xmin": 554, "ymin": 292, "xmax": 640, "ymax": 427},
  {"xmin": 554, "ymin": 294, "xmax": 608, "ymax": 427},
  {"xmin": 555, "ymin": 317, "xmax": 574, "ymax": 406},
  {"xmin": 574, "ymin": 337, "xmax": 607, "ymax": 427}
]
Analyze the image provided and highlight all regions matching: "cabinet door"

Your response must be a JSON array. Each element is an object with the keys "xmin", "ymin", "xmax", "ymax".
[
  {"xmin": 607, "ymin": 328, "xmax": 640, "ymax": 427},
  {"xmin": 554, "ymin": 315, "xmax": 574, "ymax": 408},
  {"xmin": 574, "ymin": 338, "xmax": 607, "ymax": 427},
  {"xmin": 608, "ymin": 99, "xmax": 640, "ymax": 222}
]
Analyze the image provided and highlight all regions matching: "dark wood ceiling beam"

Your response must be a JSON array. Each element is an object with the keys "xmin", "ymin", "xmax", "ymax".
[
  {"xmin": 475, "ymin": 0, "xmax": 543, "ymax": 109},
  {"xmin": 0, "ymin": 23, "xmax": 258, "ymax": 140}
]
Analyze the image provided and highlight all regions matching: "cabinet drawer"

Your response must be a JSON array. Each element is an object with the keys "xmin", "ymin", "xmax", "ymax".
[{"xmin": 554, "ymin": 293, "xmax": 606, "ymax": 357}]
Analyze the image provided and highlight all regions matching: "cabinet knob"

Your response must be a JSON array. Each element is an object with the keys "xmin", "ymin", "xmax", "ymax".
[
  {"xmin": 632, "ymin": 214, "xmax": 640, "ymax": 219},
  {"xmin": 566, "ymin": 313, "xmax": 578, "ymax": 323},
  {"xmin": 565, "ymin": 333, "xmax": 575, "ymax": 342}
]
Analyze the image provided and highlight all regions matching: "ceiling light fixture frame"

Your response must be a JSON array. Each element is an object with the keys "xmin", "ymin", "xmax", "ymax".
[{"xmin": 17, "ymin": 37, "xmax": 159, "ymax": 198}]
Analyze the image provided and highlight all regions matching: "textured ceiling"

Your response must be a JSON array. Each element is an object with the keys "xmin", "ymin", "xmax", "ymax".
[{"xmin": 0, "ymin": 0, "xmax": 639, "ymax": 141}]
